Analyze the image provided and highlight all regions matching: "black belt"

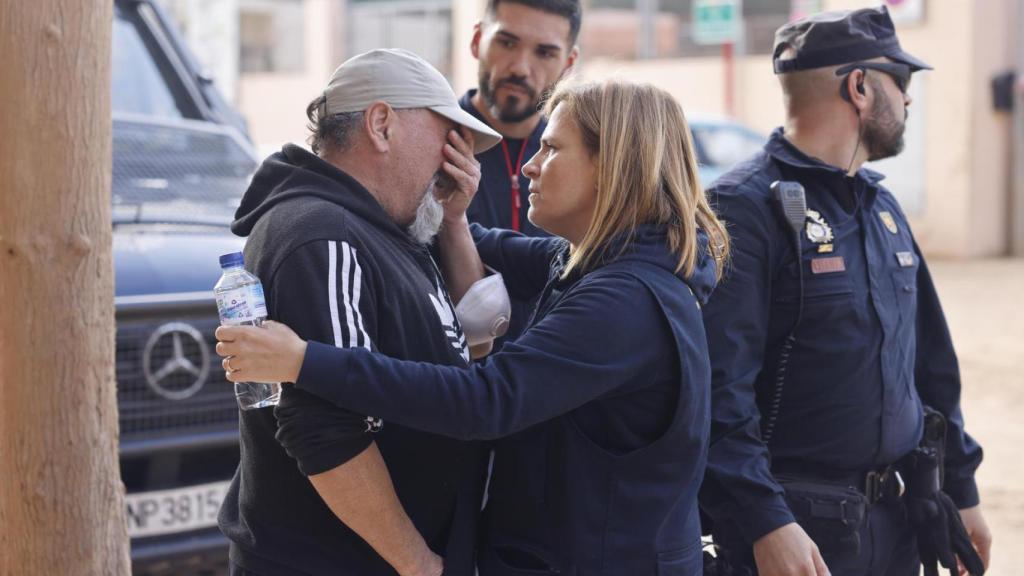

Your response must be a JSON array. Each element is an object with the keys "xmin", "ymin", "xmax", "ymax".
[{"xmin": 773, "ymin": 459, "xmax": 907, "ymax": 505}]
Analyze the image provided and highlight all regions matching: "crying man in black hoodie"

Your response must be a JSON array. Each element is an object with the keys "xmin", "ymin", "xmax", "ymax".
[{"xmin": 219, "ymin": 49, "xmax": 501, "ymax": 576}]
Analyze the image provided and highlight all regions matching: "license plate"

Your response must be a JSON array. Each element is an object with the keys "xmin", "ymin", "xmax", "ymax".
[{"xmin": 125, "ymin": 480, "xmax": 231, "ymax": 538}]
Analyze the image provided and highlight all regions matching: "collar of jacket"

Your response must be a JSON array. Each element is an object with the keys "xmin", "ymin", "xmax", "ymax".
[{"xmin": 764, "ymin": 127, "xmax": 889, "ymax": 208}]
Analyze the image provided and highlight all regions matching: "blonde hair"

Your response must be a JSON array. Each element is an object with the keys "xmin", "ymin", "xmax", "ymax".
[{"xmin": 545, "ymin": 79, "xmax": 729, "ymax": 279}]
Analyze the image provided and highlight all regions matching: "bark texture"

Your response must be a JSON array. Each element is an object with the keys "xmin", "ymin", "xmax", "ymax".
[{"xmin": 0, "ymin": 1, "xmax": 128, "ymax": 573}]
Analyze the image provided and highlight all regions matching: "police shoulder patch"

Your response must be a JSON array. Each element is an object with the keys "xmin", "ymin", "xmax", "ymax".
[{"xmin": 879, "ymin": 211, "xmax": 899, "ymax": 234}]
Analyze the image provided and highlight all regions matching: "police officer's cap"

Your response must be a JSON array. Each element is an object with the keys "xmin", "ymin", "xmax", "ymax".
[{"xmin": 773, "ymin": 6, "xmax": 931, "ymax": 74}]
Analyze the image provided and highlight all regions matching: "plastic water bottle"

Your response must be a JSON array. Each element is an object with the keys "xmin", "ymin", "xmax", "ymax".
[{"xmin": 214, "ymin": 252, "xmax": 280, "ymax": 410}]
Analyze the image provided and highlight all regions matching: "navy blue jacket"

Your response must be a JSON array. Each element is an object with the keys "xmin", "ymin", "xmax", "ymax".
[
  {"xmin": 699, "ymin": 129, "xmax": 984, "ymax": 544},
  {"xmin": 295, "ymin": 224, "xmax": 717, "ymax": 575}
]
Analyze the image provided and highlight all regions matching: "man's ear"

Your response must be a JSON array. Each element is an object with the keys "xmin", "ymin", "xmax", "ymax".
[
  {"xmin": 563, "ymin": 45, "xmax": 580, "ymax": 75},
  {"xmin": 845, "ymin": 69, "xmax": 869, "ymax": 115},
  {"xmin": 364, "ymin": 101, "xmax": 394, "ymax": 153},
  {"xmin": 470, "ymin": 21, "xmax": 483, "ymax": 60}
]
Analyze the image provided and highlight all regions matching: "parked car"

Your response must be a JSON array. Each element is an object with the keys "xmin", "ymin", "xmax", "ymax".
[
  {"xmin": 689, "ymin": 114, "xmax": 767, "ymax": 185},
  {"xmin": 112, "ymin": 0, "xmax": 254, "ymax": 573}
]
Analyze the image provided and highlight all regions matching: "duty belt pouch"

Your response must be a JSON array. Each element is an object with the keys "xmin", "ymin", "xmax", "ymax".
[
  {"xmin": 775, "ymin": 475, "xmax": 868, "ymax": 562},
  {"xmin": 921, "ymin": 406, "xmax": 948, "ymax": 486}
]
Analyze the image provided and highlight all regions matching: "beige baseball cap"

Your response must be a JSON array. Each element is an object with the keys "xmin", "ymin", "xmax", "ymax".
[{"xmin": 322, "ymin": 48, "xmax": 501, "ymax": 154}]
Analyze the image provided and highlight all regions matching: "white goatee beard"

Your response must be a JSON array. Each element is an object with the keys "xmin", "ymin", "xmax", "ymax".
[{"xmin": 407, "ymin": 176, "xmax": 444, "ymax": 245}]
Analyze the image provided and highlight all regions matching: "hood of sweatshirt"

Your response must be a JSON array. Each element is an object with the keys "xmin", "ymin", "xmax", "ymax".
[
  {"xmin": 231, "ymin": 144, "xmax": 408, "ymax": 241},
  {"xmin": 565, "ymin": 224, "xmax": 717, "ymax": 306}
]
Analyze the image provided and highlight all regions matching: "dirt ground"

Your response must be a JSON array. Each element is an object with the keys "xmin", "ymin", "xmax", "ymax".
[{"xmin": 930, "ymin": 258, "xmax": 1024, "ymax": 574}]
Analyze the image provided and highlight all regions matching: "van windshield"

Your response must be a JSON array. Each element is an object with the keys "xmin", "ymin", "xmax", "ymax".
[
  {"xmin": 112, "ymin": 5, "xmax": 184, "ymax": 119},
  {"xmin": 110, "ymin": 3, "xmax": 256, "ymax": 226}
]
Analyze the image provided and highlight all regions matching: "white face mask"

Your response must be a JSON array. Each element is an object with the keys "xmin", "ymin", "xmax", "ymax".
[{"xmin": 454, "ymin": 273, "xmax": 511, "ymax": 347}]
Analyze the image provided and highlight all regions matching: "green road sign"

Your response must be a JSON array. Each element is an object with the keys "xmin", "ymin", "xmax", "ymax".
[{"xmin": 693, "ymin": 0, "xmax": 741, "ymax": 45}]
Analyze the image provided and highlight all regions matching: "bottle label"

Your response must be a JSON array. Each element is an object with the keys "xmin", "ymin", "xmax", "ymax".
[{"xmin": 216, "ymin": 284, "xmax": 267, "ymax": 325}]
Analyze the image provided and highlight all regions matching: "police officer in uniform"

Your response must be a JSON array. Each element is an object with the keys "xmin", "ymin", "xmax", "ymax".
[{"xmin": 700, "ymin": 7, "xmax": 992, "ymax": 576}]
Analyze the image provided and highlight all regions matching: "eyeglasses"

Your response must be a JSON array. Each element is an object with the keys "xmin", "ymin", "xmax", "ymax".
[{"xmin": 835, "ymin": 62, "xmax": 913, "ymax": 94}]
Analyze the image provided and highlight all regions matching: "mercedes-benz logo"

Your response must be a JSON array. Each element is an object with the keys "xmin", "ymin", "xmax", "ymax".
[{"xmin": 142, "ymin": 322, "xmax": 211, "ymax": 400}]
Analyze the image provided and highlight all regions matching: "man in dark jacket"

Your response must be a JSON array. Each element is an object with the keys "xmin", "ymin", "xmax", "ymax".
[
  {"xmin": 460, "ymin": 0, "xmax": 579, "ymax": 234},
  {"xmin": 218, "ymin": 49, "xmax": 500, "ymax": 576},
  {"xmin": 700, "ymin": 7, "xmax": 991, "ymax": 576},
  {"xmin": 458, "ymin": 0, "xmax": 579, "ymax": 345}
]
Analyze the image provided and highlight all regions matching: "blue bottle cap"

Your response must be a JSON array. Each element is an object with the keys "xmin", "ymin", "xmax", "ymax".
[{"xmin": 219, "ymin": 252, "xmax": 244, "ymax": 268}]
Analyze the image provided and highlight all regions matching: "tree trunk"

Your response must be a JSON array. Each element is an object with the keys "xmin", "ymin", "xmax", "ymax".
[{"xmin": 0, "ymin": 1, "xmax": 129, "ymax": 574}]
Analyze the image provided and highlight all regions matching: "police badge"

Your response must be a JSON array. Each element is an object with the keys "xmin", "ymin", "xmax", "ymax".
[{"xmin": 805, "ymin": 209, "xmax": 834, "ymax": 244}]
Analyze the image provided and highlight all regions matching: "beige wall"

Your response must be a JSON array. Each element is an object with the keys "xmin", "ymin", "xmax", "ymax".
[
  {"xmin": 967, "ymin": 0, "xmax": 1017, "ymax": 256},
  {"xmin": 236, "ymin": 0, "xmax": 341, "ymax": 156},
  {"xmin": 452, "ymin": 0, "xmax": 487, "ymax": 94},
  {"xmin": 582, "ymin": 56, "xmax": 785, "ymax": 134},
  {"xmin": 574, "ymin": 0, "xmax": 1017, "ymax": 258},
  {"xmin": 872, "ymin": 0, "xmax": 974, "ymax": 256}
]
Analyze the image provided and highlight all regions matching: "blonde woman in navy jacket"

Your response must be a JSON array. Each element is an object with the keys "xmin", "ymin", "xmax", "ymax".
[{"xmin": 217, "ymin": 79, "xmax": 729, "ymax": 576}]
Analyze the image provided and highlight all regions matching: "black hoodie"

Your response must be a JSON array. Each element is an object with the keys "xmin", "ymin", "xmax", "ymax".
[{"xmin": 219, "ymin": 144, "xmax": 484, "ymax": 576}]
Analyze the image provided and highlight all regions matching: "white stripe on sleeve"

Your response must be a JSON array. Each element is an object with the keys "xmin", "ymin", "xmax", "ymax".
[
  {"xmin": 340, "ymin": 241, "xmax": 359, "ymax": 348},
  {"xmin": 327, "ymin": 241, "xmax": 344, "ymax": 347},
  {"xmin": 347, "ymin": 243, "xmax": 373, "ymax": 350}
]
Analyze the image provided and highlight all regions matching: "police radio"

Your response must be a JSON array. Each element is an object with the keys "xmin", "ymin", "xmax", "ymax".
[
  {"xmin": 771, "ymin": 181, "xmax": 807, "ymax": 237},
  {"xmin": 762, "ymin": 181, "xmax": 807, "ymax": 444}
]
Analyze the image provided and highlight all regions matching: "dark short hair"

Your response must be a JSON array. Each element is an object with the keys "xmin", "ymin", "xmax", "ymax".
[
  {"xmin": 485, "ymin": 0, "xmax": 582, "ymax": 45},
  {"xmin": 305, "ymin": 95, "xmax": 363, "ymax": 155}
]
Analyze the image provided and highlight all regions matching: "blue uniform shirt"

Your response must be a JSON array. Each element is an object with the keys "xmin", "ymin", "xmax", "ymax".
[{"xmin": 700, "ymin": 129, "xmax": 983, "ymax": 544}]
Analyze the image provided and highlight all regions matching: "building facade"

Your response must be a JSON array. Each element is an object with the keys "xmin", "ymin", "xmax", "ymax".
[{"xmin": 167, "ymin": 0, "xmax": 1021, "ymax": 258}]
